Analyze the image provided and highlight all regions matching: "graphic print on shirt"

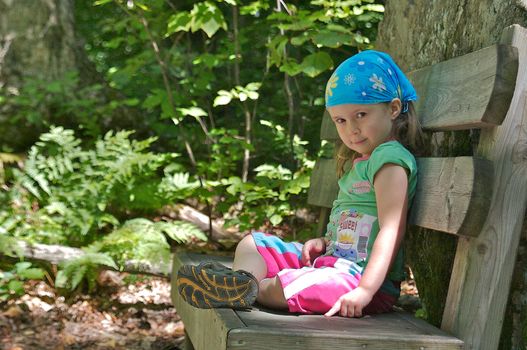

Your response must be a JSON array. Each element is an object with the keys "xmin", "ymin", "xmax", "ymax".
[{"xmin": 334, "ymin": 209, "xmax": 377, "ymax": 262}]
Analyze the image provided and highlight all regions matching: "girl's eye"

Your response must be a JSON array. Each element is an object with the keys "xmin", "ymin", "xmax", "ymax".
[
  {"xmin": 356, "ymin": 112, "xmax": 366, "ymax": 119},
  {"xmin": 334, "ymin": 117, "xmax": 346, "ymax": 124}
]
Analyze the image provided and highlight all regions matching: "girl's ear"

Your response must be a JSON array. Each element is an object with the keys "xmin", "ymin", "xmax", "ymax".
[{"xmin": 389, "ymin": 98, "xmax": 402, "ymax": 119}]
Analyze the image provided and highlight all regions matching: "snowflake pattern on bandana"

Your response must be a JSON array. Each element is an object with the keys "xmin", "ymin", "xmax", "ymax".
[{"xmin": 344, "ymin": 73, "xmax": 356, "ymax": 85}]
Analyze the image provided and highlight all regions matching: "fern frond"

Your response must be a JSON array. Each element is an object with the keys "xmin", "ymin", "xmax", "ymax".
[
  {"xmin": 57, "ymin": 252, "xmax": 118, "ymax": 291},
  {"xmin": 0, "ymin": 233, "xmax": 22, "ymax": 257},
  {"xmin": 0, "ymin": 153, "xmax": 24, "ymax": 164},
  {"xmin": 154, "ymin": 221, "xmax": 207, "ymax": 244}
]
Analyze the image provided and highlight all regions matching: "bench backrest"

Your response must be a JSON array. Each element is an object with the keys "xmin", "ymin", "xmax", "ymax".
[{"xmin": 308, "ymin": 24, "xmax": 527, "ymax": 350}]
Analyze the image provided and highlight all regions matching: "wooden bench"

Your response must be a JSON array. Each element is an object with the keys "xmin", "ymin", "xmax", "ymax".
[{"xmin": 170, "ymin": 24, "xmax": 527, "ymax": 350}]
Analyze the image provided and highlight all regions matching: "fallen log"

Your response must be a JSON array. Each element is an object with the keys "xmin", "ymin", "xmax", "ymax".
[
  {"xmin": 175, "ymin": 204, "xmax": 243, "ymax": 246},
  {"xmin": 6, "ymin": 241, "xmax": 170, "ymax": 277}
]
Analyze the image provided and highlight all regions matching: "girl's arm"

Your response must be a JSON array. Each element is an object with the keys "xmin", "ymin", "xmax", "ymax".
[{"xmin": 325, "ymin": 163, "xmax": 409, "ymax": 318}]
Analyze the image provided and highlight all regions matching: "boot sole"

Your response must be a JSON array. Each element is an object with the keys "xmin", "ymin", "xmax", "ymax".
[{"xmin": 176, "ymin": 262, "xmax": 258, "ymax": 309}]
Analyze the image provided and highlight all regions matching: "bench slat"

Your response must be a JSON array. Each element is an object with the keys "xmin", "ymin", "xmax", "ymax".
[
  {"xmin": 307, "ymin": 156, "xmax": 493, "ymax": 237},
  {"xmin": 320, "ymin": 44, "xmax": 518, "ymax": 140},
  {"xmin": 307, "ymin": 157, "xmax": 338, "ymax": 208},
  {"xmin": 410, "ymin": 157, "xmax": 493, "ymax": 236},
  {"xmin": 229, "ymin": 327, "xmax": 463, "ymax": 350}
]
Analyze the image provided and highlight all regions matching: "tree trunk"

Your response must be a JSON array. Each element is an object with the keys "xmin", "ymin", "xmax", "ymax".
[
  {"xmin": 0, "ymin": 0, "xmax": 140, "ymax": 151},
  {"xmin": 0, "ymin": 0, "xmax": 86, "ymax": 150},
  {"xmin": 0, "ymin": 0, "xmax": 80, "ymax": 85},
  {"xmin": 375, "ymin": 2, "xmax": 527, "ymax": 348}
]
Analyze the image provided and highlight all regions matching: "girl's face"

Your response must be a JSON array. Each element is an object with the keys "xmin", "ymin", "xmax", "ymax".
[{"xmin": 327, "ymin": 100, "xmax": 401, "ymax": 156}]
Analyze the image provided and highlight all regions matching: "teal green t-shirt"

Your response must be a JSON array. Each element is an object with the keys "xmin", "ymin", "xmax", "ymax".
[{"xmin": 324, "ymin": 141, "xmax": 417, "ymax": 293}]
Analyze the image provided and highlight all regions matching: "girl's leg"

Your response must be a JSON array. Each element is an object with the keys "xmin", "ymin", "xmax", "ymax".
[
  {"xmin": 257, "ymin": 276, "xmax": 288, "ymax": 310},
  {"xmin": 233, "ymin": 235, "xmax": 267, "ymax": 281},
  {"xmin": 233, "ymin": 235, "xmax": 288, "ymax": 310}
]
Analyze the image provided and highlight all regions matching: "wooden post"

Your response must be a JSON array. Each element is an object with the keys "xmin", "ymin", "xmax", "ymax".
[{"xmin": 441, "ymin": 24, "xmax": 527, "ymax": 350}]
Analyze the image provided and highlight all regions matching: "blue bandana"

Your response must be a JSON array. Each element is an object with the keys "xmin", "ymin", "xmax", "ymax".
[{"xmin": 325, "ymin": 50, "xmax": 417, "ymax": 112}]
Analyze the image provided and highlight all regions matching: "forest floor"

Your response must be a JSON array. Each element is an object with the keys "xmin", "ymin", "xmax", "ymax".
[
  {"xmin": 0, "ymin": 270, "xmax": 419, "ymax": 350},
  {"xmin": 0, "ymin": 273, "xmax": 184, "ymax": 350}
]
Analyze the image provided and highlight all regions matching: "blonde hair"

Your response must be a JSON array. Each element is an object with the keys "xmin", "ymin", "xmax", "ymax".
[{"xmin": 335, "ymin": 102, "xmax": 424, "ymax": 178}]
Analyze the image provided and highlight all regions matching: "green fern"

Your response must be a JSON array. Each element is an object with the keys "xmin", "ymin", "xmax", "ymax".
[
  {"xmin": 154, "ymin": 220, "xmax": 207, "ymax": 244},
  {"xmin": 0, "ymin": 233, "xmax": 22, "ymax": 258},
  {"xmin": 8, "ymin": 127, "xmax": 187, "ymax": 244},
  {"xmin": 55, "ymin": 252, "xmax": 118, "ymax": 291},
  {"xmin": 90, "ymin": 218, "xmax": 206, "ymax": 275}
]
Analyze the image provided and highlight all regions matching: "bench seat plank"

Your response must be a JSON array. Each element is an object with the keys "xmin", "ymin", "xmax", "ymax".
[
  {"xmin": 308, "ymin": 156, "xmax": 493, "ymax": 237},
  {"xmin": 171, "ymin": 253, "xmax": 463, "ymax": 350}
]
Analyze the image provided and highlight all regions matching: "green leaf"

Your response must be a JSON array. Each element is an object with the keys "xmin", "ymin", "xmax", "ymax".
[
  {"xmin": 190, "ymin": 2, "xmax": 227, "ymax": 38},
  {"xmin": 278, "ymin": 19, "xmax": 314, "ymax": 31},
  {"xmin": 18, "ymin": 268, "xmax": 45, "ymax": 280},
  {"xmin": 246, "ymin": 91, "xmax": 259, "ymax": 100},
  {"xmin": 160, "ymin": 96, "xmax": 175, "ymax": 118},
  {"xmin": 55, "ymin": 271, "xmax": 68, "ymax": 289},
  {"xmin": 279, "ymin": 60, "xmax": 303, "ymax": 76},
  {"xmin": 166, "ymin": 12, "xmax": 192, "ymax": 36},
  {"xmin": 312, "ymin": 31, "xmax": 353, "ymax": 48},
  {"xmin": 269, "ymin": 214, "xmax": 283, "ymax": 226},
  {"xmin": 7, "ymin": 280, "xmax": 24, "ymax": 295},
  {"xmin": 300, "ymin": 52, "xmax": 333, "ymax": 77},
  {"xmin": 15, "ymin": 262, "xmax": 32, "ymax": 273},
  {"xmin": 291, "ymin": 34, "xmax": 311, "ymax": 46},
  {"xmin": 143, "ymin": 89, "xmax": 165, "ymax": 109},
  {"xmin": 178, "ymin": 106, "xmax": 208, "ymax": 118},
  {"xmin": 93, "ymin": 0, "xmax": 113, "ymax": 5},
  {"xmin": 245, "ymin": 82, "xmax": 261, "ymax": 91},
  {"xmin": 267, "ymin": 36, "xmax": 288, "ymax": 67},
  {"xmin": 214, "ymin": 94, "xmax": 232, "ymax": 106}
]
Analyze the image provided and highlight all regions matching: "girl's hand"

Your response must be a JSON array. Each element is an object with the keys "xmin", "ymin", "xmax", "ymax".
[
  {"xmin": 301, "ymin": 238, "xmax": 326, "ymax": 266},
  {"xmin": 324, "ymin": 287, "xmax": 374, "ymax": 318}
]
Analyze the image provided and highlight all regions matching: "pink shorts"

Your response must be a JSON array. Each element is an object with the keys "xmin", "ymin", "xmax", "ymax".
[{"xmin": 252, "ymin": 232, "xmax": 399, "ymax": 315}]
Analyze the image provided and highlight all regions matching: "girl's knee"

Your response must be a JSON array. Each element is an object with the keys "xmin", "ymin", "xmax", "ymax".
[
  {"xmin": 235, "ymin": 234, "xmax": 257, "ymax": 255},
  {"xmin": 257, "ymin": 276, "xmax": 288, "ymax": 310}
]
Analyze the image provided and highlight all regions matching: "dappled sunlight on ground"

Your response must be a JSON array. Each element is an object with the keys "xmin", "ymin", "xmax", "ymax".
[{"xmin": 0, "ymin": 274, "xmax": 184, "ymax": 350}]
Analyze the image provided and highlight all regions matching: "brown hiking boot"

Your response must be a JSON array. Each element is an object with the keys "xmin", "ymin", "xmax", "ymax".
[{"xmin": 176, "ymin": 261, "xmax": 258, "ymax": 309}]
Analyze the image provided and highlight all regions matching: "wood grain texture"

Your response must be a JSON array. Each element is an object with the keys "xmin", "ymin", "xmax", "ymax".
[
  {"xmin": 319, "ymin": 44, "xmax": 518, "ymax": 141},
  {"xmin": 170, "ymin": 252, "xmax": 245, "ymax": 350},
  {"xmin": 408, "ymin": 44, "xmax": 518, "ymax": 131},
  {"xmin": 409, "ymin": 157, "xmax": 493, "ymax": 236},
  {"xmin": 308, "ymin": 156, "xmax": 492, "ymax": 236},
  {"xmin": 441, "ymin": 24, "xmax": 527, "ymax": 350},
  {"xmin": 307, "ymin": 157, "xmax": 338, "ymax": 208},
  {"xmin": 229, "ymin": 307, "xmax": 462, "ymax": 350}
]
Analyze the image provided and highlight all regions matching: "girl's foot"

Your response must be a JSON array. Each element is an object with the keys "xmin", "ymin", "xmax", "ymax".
[{"xmin": 176, "ymin": 261, "xmax": 258, "ymax": 309}]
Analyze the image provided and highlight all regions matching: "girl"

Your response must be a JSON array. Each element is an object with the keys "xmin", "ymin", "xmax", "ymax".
[{"xmin": 176, "ymin": 50, "xmax": 423, "ymax": 318}]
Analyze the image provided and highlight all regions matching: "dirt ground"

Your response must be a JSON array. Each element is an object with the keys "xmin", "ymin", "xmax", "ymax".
[{"xmin": 0, "ymin": 273, "xmax": 184, "ymax": 350}]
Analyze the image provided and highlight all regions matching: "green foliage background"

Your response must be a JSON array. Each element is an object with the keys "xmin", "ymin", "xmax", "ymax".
[{"xmin": 0, "ymin": 0, "xmax": 384, "ymax": 295}]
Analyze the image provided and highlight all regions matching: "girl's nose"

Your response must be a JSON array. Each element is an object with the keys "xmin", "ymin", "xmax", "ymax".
[{"xmin": 347, "ymin": 120, "xmax": 360, "ymax": 134}]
